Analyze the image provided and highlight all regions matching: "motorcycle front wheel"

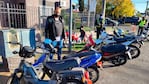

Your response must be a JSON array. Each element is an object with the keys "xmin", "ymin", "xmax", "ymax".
[
  {"xmin": 87, "ymin": 66, "xmax": 99, "ymax": 83},
  {"xmin": 129, "ymin": 45, "xmax": 140, "ymax": 59}
]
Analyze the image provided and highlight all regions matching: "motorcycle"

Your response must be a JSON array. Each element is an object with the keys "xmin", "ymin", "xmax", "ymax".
[
  {"xmin": 35, "ymin": 39, "xmax": 101, "ymax": 83},
  {"xmin": 141, "ymin": 27, "xmax": 149, "ymax": 41},
  {"xmin": 77, "ymin": 33, "xmax": 130, "ymax": 66},
  {"xmin": 7, "ymin": 42, "xmax": 91, "ymax": 84},
  {"xmin": 94, "ymin": 31, "xmax": 141, "ymax": 59},
  {"xmin": 113, "ymin": 27, "xmax": 144, "ymax": 47}
]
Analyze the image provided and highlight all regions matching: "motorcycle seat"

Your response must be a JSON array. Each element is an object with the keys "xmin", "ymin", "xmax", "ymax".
[
  {"xmin": 114, "ymin": 36, "xmax": 135, "ymax": 43},
  {"xmin": 63, "ymin": 51, "xmax": 96, "ymax": 59},
  {"xmin": 101, "ymin": 44, "xmax": 127, "ymax": 53},
  {"xmin": 44, "ymin": 57, "xmax": 81, "ymax": 72}
]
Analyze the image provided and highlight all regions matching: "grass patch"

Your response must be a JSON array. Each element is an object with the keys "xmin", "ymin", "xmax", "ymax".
[
  {"xmin": 72, "ymin": 43, "xmax": 85, "ymax": 51},
  {"xmin": 63, "ymin": 43, "xmax": 85, "ymax": 51}
]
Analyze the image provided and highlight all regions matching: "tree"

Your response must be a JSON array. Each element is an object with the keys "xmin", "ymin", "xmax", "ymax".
[
  {"xmin": 96, "ymin": 0, "xmax": 102, "ymax": 14},
  {"xmin": 136, "ymin": 11, "xmax": 142, "ymax": 17},
  {"xmin": 96, "ymin": 0, "xmax": 135, "ymax": 19},
  {"xmin": 111, "ymin": 0, "xmax": 135, "ymax": 18},
  {"xmin": 78, "ymin": 0, "xmax": 84, "ymax": 12}
]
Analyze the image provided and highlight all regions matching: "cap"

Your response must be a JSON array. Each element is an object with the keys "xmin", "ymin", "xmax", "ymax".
[{"xmin": 55, "ymin": 2, "xmax": 61, "ymax": 9}]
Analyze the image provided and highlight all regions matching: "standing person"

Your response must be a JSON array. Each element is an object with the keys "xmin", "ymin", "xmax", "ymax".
[
  {"xmin": 137, "ymin": 17, "xmax": 147, "ymax": 36},
  {"xmin": 45, "ymin": 2, "xmax": 65, "ymax": 60},
  {"xmin": 79, "ymin": 26, "xmax": 86, "ymax": 42},
  {"xmin": 95, "ymin": 14, "xmax": 103, "ymax": 39}
]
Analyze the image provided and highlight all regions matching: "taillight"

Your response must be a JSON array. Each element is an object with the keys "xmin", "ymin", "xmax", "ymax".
[
  {"xmin": 85, "ymin": 71, "xmax": 90, "ymax": 79},
  {"xmin": 83, "ymin": 71, "xmax": 93, "ymax": 84},
  {"xmin": 103, "ymin": 52, "xmax": 112, "ymax": 56},
  {"xmin": 96, "ymin": 61, "xmax": 103, "ymax": 68}
]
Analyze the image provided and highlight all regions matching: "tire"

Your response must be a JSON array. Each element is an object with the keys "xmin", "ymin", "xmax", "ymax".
[
  {"xmin": 111, "ymin": 55, "xmax": 127, "ymax": 66},
  {"xmin": 146, "ymin": 34, "xmax": 149, "ymax": 41},
  {"xmin": 7, "ymin": 74, "xmax": 20, "ymax": 84},
  {"xmin": 87, "ymin": 66, "xmax": 99, "ymax": 83},
  {"xmin": 128, "ymin": 45, "xmax": 140, "ymax": 59}
]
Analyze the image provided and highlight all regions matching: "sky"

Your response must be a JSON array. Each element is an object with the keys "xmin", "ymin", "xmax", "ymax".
[
  {"xmin": 72, "ymin": 0, "xmax": 148, "ymax": 13},
  {"xmin": 132, "ymin": 0, "xmax": 147, "ymax": 13}
]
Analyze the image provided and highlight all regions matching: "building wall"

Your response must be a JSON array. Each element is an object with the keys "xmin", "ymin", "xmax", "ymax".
[
  {"xmin": 25, "ymin": 0, "xmax": 39, "ymax": 29},
  {"xmin": 0, "ymin": 0, "xmax": 70, "ymax": 29}
]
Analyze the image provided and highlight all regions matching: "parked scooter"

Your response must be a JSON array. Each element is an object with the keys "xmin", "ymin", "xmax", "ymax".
[
  {"xmin": 94, "ymin": 31, "xmax": 140, "ymax": 59},
  {"xmin": 6, "ymin": 42, "xmax": 91, "ymax": 84},
  {"xmin": 36, "ymin": 39, "xmax": 101, "ymax": 83},
  {"xmin": 141, "ymin": 27, "xmax": 149, "ymax": 41},
  {"xmin": 77, "ymin": 33, "xmax": 130, "ymax": 66},
  {"xmin": 113, "ymin": 27, "xmax": 144, "ymax": 47}
]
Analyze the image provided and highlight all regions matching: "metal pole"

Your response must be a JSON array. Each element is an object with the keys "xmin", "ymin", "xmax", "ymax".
[
  {"xmin": 7, "ymin": 3, "xmax": 11, "ymax": 28},
  {"xmin": 87, "ymin": 0, "xmax": 90, "ymax": 27},
  {"xmin": 102, "ymin": 0, "xmax": 106, "ymax": 25},
  {"xmin": 38, "ymin": 7, "xmax": 41, "ymax": 30},
  {"xmin": 145, "ymin": 1, "xmax": 149, "ymax": 16},
  {"xmin": 68, "ymin": 0, "xmax": 72, "ymax": 52}
]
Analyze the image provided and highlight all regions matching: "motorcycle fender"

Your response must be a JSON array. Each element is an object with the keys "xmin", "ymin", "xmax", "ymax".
[{"xmin": 125, "ymin": 49, "xmax": 132, "ymax": 59}]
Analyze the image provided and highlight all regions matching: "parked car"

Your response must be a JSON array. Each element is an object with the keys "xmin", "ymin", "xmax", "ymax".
[{"xmin": 118, "ymin": 17, "xmax": 139, "ymax": 25}]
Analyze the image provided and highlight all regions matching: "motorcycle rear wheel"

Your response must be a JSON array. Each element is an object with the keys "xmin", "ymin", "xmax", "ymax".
[
  {"xmin": 111, "ymin": 55, "xmax": 127, "ymax": 66},
  {"xmin": 146, "ymin": 34, "xmax": 149, "ymax": 41}
]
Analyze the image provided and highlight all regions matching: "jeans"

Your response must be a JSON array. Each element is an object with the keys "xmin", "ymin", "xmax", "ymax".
[{"xmin": 50, "ymin": 40, "xmax": 63, "ymax": 60}]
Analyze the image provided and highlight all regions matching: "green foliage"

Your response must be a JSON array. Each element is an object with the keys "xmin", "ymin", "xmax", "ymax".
[
  {"xmin": 136, "ymin": 11, "xmax": 142, "ymax": 17},
  {"xmin": 96, "ymin": 0, "xmax": 135, "ymax": 19}
]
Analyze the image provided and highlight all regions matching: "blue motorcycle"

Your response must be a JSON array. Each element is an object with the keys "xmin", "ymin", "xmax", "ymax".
[
  {"xmin": 6, "ymin": 42, "xmax": 90, "ymax": 84},
  {"xmin": 34, "ymin": 39, "xmax": 102, "ymax": 83}
]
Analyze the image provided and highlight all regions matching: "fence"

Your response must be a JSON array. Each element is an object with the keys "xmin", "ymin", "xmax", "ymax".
[
  {"xmin": 0, "ymin": 3, "xmax": 96, "ymax": 32},
  {"xmin": 0, "ymin": 3, "xmax": 53, "ymax": 30},
  {"xmin": 62, "ymin": 12, "xmax": 96, "ymax": 31},
  {"xmin": 0, "ymin": 3, "xmax": 26, "ymax": 29}
]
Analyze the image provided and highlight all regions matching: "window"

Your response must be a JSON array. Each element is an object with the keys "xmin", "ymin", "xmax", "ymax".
[{"xmin": 39, "ymin": 6, "xmax": 54, "ymax": 16}]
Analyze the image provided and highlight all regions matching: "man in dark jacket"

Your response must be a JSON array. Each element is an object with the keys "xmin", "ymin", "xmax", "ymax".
[{"xmin": 45, "ymin": 2, "xmax": 65, "ymax": 60}]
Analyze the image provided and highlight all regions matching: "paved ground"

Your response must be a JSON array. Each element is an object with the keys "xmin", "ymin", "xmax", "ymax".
[{"xmin": 1, "ymin": 25, "xmax": 149, "ymax": 84}]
